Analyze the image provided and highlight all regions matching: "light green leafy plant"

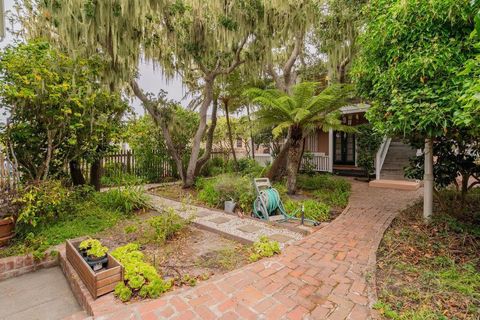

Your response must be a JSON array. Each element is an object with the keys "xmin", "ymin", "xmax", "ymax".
[
  {"xmin": 111, "ymin": 243, "xmax": 172, "ymax": 302},
  {"xmin": 249, "ymin": 236, "xmax": 281, "ymax": 262},
  {"xmin": 79, "ymin": 238, "xmax": 108, "ymax": 258},
  {"xmin": 147, "ymin": 208, "xmax": 189, "ymax": 243}
]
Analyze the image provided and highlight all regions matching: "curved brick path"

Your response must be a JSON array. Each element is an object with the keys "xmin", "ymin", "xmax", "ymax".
[{"xmin": 99, "ymin": 180, "xmax": 422, "ymax": 320}]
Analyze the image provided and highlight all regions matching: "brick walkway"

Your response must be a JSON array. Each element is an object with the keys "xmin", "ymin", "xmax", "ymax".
[{"xmin": 99, "ymin": 180, "xmax": 422, "ymax": 320}]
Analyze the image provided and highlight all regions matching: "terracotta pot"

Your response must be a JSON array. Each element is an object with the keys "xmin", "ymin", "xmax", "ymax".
[{"xmin": 0, "ymin": 217, "xmax": 15, "ymax": 246}]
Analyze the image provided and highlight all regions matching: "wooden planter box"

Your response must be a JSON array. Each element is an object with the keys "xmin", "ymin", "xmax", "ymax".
[{"xmin": 66, "ymin": 238, "xmax": 123, "ymax": 299}]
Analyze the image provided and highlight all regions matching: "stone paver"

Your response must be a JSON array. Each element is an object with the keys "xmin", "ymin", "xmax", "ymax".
[
  {"xmin": 237, "ymin": 224, "xmax": 262, "ymax": 233},
  {"xmin": 98, "ymin": 180, "xmax": 422, "ymax": 320}
]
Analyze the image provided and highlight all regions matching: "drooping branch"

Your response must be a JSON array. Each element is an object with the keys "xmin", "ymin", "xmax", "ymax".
[{"xmin": 130, "ymin": 80, "xmax": 187, "ymax": 182}]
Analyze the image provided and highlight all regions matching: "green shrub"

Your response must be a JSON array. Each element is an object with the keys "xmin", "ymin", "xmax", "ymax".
[
  {"xmin": 101, "ymin": 173, "xmax": 145, "ymax": 187},
  {"xmin": 196, "ymin": 178, "xmax": 220, "ymax": 207},
  {"xmin": 235, "ymin": 158, "xmax": 264, "ymax": 176},
  {"xmin": 197, "ymin": 174, "xmax": 255, "ymax": 213},
  {"xmin": 15, "ymin": 181, "xmax": 72, "ymax": 230},
  {"xmin": 146, "ymin": 208, "xmax": 189, "ymax": 243},
  {"xmin": 200, "ymin": 157, "xmax": 227, "ymax": 177},
  {"xmin": 297, "ymin": 174, "xmax": 351, "ymax": 207},
  {"xmin": 283, "ymin": 199, "xmax": 330, "ymax": 222},
  {"xmin": 111, "ymin": 243, "xmax": 172, "ymax": 302},
  {"xmin": 94, "ymin": 186, "xmax": 150, "ymax": 215},
  {"xmin": 249, "ymin": 236, "xmax": 281, "ymax": 262}
]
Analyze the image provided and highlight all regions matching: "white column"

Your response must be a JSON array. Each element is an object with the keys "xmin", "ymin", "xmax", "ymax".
[
  {"xmin": 328, "ymin": 128, "xmax": 334, "ymax": 173},
  {"xmin": 423, "ymin": 138, "xmax": 433, "ymax": 222}
]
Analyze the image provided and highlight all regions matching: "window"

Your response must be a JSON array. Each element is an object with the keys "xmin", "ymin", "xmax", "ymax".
[{"xmin": 236, "ymin": 138, "xmax": 242, "ymax": 148}]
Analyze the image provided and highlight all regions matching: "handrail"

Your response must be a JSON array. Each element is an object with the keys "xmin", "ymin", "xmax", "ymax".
[{"xmin": 375, "ymin": 137, "xmax": 392, "ymax": 180}]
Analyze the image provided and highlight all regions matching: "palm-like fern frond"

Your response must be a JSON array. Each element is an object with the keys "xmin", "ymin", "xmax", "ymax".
[{"xmin": 245, "ymin": 82, "xmax": 352, "ymax": 137}]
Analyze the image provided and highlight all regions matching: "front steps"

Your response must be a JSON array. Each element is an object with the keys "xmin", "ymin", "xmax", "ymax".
[
  {"xmin": 380, "ymin": 140, "xmax": 417, "ymax": 180},
  {"xmin": 369, "ymin": 179, "xmax": 420, "ymax": 191}
]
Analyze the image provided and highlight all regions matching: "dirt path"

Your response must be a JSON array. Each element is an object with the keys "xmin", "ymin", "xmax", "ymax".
[{"xmin": 99, "ymin": 180, "xmax": 422, "ymax": 320}]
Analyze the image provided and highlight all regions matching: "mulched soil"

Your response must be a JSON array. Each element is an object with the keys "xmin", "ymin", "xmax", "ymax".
[
  {"xmin": 96, "ymin": 210, "xmax": 250, "ymax": 289},
  {"xmin": 375, "ymin": 195, "xmax": 480, "ymax": 319}
]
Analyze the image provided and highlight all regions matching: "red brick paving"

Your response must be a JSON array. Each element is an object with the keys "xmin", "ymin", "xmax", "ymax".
[{"xmin": 98, "ymin": 180, "xmax": 421, "ymax": 320}]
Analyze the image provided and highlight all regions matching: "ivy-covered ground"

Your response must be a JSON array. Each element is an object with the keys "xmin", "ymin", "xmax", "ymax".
[{"xmin": 374, "ymin": 190, "xmax": 480, "ymax": 320}]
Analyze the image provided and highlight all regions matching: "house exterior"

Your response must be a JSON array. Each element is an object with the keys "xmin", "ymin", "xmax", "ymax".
[
  {"xmin": 253, "ymin": 104, "xmax": 417, "ymax": 182},
  {"xmin": 253, "ymin": 104, "xmax": 371, "ymax": 174},
  {"xmin": 213, "ymin": 103, "xmax": 416, "ymax": 182}
]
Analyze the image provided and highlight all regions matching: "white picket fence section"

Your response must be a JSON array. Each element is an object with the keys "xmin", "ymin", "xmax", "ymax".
[{"xmin": 254, "ymin": 152, "xmax": 331, "ymax": 172}]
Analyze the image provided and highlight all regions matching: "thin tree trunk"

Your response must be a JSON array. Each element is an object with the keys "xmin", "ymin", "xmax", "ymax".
[
  {"xmin": 90, "ymin": 158, "xmax": 102, "ymax": 191},
  {"xmin": 40, "ymin": 130, "xmax": 54, "ymax": 180},
  {"xmin": 130, "ymin": 80, "xmax": 187, "ymax": 184},
  {"xmin": 247, "ymin": 104, "xmax": 255, "ymax": 160},
  {"xmin": 224, "ymin": 100, "xmax": 238, "ymax": 170},
  {"xmin": 70, "ymin": 160, "xmax": 86, "ymax": 185}
]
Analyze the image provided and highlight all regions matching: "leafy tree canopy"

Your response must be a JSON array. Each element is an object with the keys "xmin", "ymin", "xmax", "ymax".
[
  {"xmin": 0, "ymin": 40, "xmax": 127, "ymax": 180},
  {"xmin": 353, "ymin": 0, "xmax": 478, "ymax": 138}
]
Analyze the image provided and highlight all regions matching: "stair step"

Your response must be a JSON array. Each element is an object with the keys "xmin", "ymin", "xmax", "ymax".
[{"xmin": 369, "ymin": 179, "xmax": 420, "ymax": 191}]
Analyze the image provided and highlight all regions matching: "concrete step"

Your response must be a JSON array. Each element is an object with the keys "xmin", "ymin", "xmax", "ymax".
[{"xmin": 369, "ymin": 179, "xmax": 420, "ymax": 191}]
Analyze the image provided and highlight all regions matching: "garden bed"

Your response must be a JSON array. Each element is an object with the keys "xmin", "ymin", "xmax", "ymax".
[
  {"xmin": 374, "ymin": 190, "xmax": 480, "ymax": 319},
  {"xmin": 95, "ymin": 210, "xmax": 250, "ymax": 289},
  {"xmin": 152, "ymin": 173, "xmax": 351, "ymax": 226}
]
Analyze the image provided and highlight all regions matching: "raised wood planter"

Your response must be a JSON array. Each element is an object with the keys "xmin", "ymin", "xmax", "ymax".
[
  {"xmin": 66, "ymin": 238, "xmax": 123, "ymax": 299},
  {"xmin": 0, "ymin": 217, "xmax": 15, "ymax": 246}
]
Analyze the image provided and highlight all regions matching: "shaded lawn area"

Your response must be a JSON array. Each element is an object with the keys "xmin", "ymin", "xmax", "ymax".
[
  {"xmin": 0, "ymin": 186, "xmax": 148, "ymax": 259},
  {"xmin": 0, "ymin": 201, "xmax": 124, "ymax": 259},
  {"xmin": 375, "ymin": 190, "xmax": 480, "ymax": 320}
]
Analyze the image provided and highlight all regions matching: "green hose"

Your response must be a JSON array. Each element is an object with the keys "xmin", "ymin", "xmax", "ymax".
[{"xmin": 253, "ymin": 187, "xmax": 319, "ymax": 226}]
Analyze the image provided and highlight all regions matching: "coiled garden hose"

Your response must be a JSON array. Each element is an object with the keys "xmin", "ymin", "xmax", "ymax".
[{"xmin": 253, "ymin": 187, "xmax": 319, "ymax": 226}]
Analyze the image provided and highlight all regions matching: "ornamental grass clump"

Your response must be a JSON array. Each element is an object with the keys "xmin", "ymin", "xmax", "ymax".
[
  {"xmin": 249, "ymin": 236, "xmax": 281, "ymax": 262},
  {"xmin": 94, "ymin": 186, "xmax": 150, "ymax": 215},
  {"xmin": 111, "ymin": 243, "xmax": 172, "ymax": 302}
]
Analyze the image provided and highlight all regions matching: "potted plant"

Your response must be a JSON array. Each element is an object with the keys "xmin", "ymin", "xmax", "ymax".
[
  {"xmin": 0, "ymin": 190, "xmax": 19, "ymax": 246},
  {"xmin": 78, "ymin": 238, "xmax": 109, "ymax": 271}
]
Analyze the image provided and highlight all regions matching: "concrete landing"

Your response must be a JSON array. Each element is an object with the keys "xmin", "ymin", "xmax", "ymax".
[
  {"xmin": 0, "ymin": 267, "xmax": 85, "ymax": 320},
  {"xmin": 369, "ymin": 179, "xmax": 420, "ymax": 191}
]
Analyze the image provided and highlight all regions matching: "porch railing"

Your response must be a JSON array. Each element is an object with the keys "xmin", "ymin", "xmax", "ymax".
[
  {"xmin": 375, "ymin": 137, "xmax": 392, "ymax": 180},
  {"xmin": 254, "ymin": 152, "xmax": 331, "ymax": 172}
]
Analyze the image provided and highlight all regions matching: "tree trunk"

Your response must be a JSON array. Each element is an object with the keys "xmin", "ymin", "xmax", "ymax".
[
  {"xmin": 423, "ymin": 138, "xmax": 433, "ymax": 222},
  {"xmin": 265, "ymin": 142, "xmax": 289, "ymax": 181},
  {"xmin": 70, "ymin": 160, "xmax": 86, "ymax": 185},
  {"xmin": 184, "ymin": 78, "xmax": 214, "ymax": 188},
  {"xmin": 90, "ymin": 158, "xmax": 102, "ymax": 191},
  {"xmin": 286, "ymin": 140, "xmax": 303, "ymax": 195},
  {"xmin": 297, "ymin": 138, "xmax": 306, "ymax": 173},
  {"xmin": 224, "ymin": 100, "xmax": 239, "ymax": 170},
  {"xmin": 194, "ymin": 96, "xmax": 219, "ymax": 177}
]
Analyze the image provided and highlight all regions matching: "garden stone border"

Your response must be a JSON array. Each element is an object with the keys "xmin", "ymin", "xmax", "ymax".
[{"xmin": 0, "ymin": 246, "xmax": 60, "ymax": 281}]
